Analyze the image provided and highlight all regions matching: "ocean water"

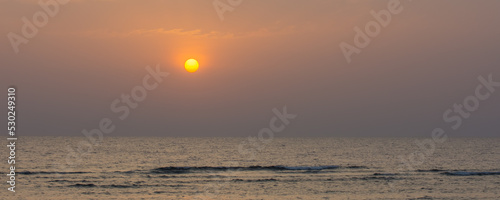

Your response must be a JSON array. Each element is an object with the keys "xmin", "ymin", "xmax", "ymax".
[{"xmin": 3, "ymin": 137, "xmax": 500, "ymax": 199}]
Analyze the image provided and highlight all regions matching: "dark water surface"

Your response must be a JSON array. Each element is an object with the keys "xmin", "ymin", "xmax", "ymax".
[{"xmin": 3, "ymin": 137, "xmax": 500, "ymax": 199}]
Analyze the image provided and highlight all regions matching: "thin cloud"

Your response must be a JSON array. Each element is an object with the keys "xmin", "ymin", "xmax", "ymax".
[{"xmin": 59, "ymin": 26, "xmax": 300, "ymax": 40}]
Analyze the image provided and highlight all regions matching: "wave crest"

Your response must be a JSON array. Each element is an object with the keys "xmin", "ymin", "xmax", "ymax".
[
  {"xmin": 442, "ymin": 171, "xmax": 500, "ymax": 176},
  {"xmin": 151, "ymin": 165, "xmax": 341, "ymax": 174}
]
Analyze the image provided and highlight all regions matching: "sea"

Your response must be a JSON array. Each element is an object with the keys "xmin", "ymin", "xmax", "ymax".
[{"xmin": 2, "ymin": 136, "xmax": 500, "ymax": 199}]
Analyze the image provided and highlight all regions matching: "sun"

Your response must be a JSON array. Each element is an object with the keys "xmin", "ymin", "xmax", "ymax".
[{"xmin": 185, "ymin": 59, "xmax": 199, "ymax": 73}]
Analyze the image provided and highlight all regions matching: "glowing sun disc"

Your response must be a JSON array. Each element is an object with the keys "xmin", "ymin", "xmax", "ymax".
[{"xmin": 185, "ymin": 59, "xmax": 199, "ymax": 73}]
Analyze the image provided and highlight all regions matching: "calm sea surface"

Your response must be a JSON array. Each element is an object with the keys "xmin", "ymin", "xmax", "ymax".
[{"xmin": 2, "ymin": 137, "xmax": 500, "ymax": 199}]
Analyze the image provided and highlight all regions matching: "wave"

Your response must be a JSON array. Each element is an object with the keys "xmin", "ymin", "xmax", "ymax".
[
  {"xmin": 416, "ymin": 169, "xmax": 447, "ymax": 172},
  {"xmin": 232, "ymin": 178, "xmax": 278, "ymax": 182},
  {"xmin": 69, "ymin": 183, "xmax": 143, "ymax": 188},
  {"xmin": 69, "ymin": 183, "xmax": 96, "ymax": 187},
  {"xmin": 442, "ymin": 171, "xmax": 500, "ymax": 176},
  {"xmin": 151, "ymin": 165, "xmax": 342, "ymax": 174},
  {"xmin": 19, "ymin": 171, "xmax": 89, "ymax": 175},
  {"xmin": 373, "ymin": 173, "xmax": 398, "ymax": 176},
  {"xmin": 367, "ymin": 170, "xmax": 500, "ymax": 177},
  {"xmin": 345, "ymin": 165, "xmax": 368, "ymax": 169}
]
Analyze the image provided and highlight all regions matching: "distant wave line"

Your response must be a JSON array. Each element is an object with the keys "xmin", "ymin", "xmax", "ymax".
[{"xmin": 150, "ymin": 165, "xmax": 352, "ymax": 173}]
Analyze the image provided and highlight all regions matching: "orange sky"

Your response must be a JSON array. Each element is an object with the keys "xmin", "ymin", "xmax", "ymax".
[{"xmin": 1, "ymin": 0, "xmax": 500, "ymax": 137}]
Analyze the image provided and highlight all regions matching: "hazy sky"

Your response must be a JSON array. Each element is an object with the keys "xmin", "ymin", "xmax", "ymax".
[{"xmin": 1, "ymin": 0, "xmax": 499, "ymax": 137}]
